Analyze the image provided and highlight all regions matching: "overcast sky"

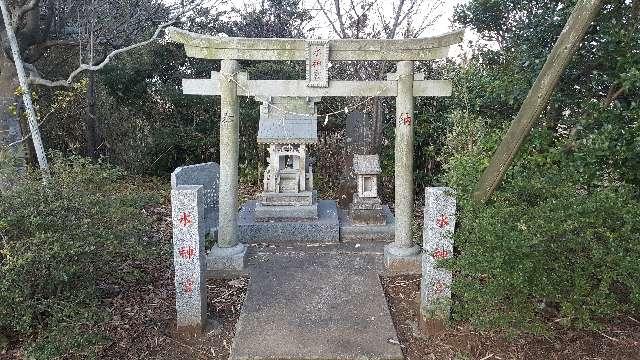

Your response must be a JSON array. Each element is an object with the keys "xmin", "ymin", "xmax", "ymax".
[{"xmin": 222, "ymin": 0, "xmax": 469, "ymax": 37}]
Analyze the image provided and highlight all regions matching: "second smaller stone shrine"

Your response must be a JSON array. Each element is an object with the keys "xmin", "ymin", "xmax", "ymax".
[
  {"xmin": 339, "ymin": 154, "xmax": 395, "ymax": 243},
  {"xmin": 351, "ymin": 155, "xmax": 385, "ymax": 225}
]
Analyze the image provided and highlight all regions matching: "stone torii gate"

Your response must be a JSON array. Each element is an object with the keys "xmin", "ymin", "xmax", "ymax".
[{"xmin": 167, "ymin": 27, "xmax": 463, "ymax": 270}]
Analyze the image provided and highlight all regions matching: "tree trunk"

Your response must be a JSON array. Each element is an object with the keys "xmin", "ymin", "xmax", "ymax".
[
  {"xmin": 85, "ymin": 71, "xmax": 99, "ymax": 158},
  {"xmin": 0, "ymin": 50, "xmax": 27, "ymax": 168}
]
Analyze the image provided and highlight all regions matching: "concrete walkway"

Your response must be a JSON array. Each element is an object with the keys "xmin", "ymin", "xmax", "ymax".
[{"xmin": 229, "ymin": 242, "xmax": 403, "ymax": 360}]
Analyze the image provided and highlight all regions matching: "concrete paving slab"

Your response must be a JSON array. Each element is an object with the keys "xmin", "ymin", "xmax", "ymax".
[{"xmin": 230, "ymin": 267, "xmax": 403, "ymax": 360}]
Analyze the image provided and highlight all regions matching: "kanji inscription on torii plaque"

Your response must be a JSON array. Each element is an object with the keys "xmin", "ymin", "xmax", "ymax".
[{"xmin": 305, "ymin": 40, "xmax": 329, "ymax": 88}]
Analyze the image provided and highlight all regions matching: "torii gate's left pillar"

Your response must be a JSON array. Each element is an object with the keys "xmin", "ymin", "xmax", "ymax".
[{"xmin": 208, "ymin": 59, "xmax": 247, "ymax": 271}]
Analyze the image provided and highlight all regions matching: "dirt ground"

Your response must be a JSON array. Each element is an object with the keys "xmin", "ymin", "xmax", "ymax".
[
  {"xmin": 92, "ymin": 271, "xmax": 640, "ymax": 360},
  {"xmin": 382, "ymin": 275, "xmax": 640, "ymax": 360}
]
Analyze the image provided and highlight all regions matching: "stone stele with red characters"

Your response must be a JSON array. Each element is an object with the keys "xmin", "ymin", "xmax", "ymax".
[
  {"xmin": 171, "ymin": 184, "xmax": 207, "ymax": 336},
  {"xmin": 421, "ymin": 186, "xmax": 457, "ymax": 324}
]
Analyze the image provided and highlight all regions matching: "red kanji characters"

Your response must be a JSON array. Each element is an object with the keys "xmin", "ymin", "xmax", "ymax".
[
  {"xmin": 435, "ymin": 214, "xmax": 449, "ymax": 228},
  {"xmin": 432, "ymin": 248, "xmax": 450, "ymax": 260},
  {"xmin": 182, "ymin": 279, "xmax": 194, "ymax": 293},
  {"xmin": 433, "ymin": 281, "xmax": 446, "ymax": 294},
  {"xmin": 311, "ymin": 58, "xmax": 322, "ymax": 67},
  {"xmin": 178, "ymin": 211, "xmax": 192, "ymax": 227},
  {"xmin": 178, "ymin": 246, "xmax": 196, "ymax": 260},
  {"xmin": 399, "ymin": 113, "xmax": 412, "ymax": 125}
]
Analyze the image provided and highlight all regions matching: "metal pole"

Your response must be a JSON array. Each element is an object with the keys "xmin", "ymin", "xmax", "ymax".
[{"xmin": 0, "ymin": 0, "xmax": 50, "ymax": 179}]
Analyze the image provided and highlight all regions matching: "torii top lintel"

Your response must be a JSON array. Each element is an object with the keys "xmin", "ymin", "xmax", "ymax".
[{"xmin": 166, "ymin": 27, "xmax": 464, "ymax": 62}]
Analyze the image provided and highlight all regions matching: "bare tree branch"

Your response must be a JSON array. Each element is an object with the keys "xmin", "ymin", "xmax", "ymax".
[
  {"xmin": 316, "ymin": 0, "xmax": 345, "ymax": 38},
  {"xmin": 333, "ymin": 0, "xmax": 348, "ymax": 37},
  {"xmin": 28, "ymin": 19, "xmax": 176, "ymax": 87}
]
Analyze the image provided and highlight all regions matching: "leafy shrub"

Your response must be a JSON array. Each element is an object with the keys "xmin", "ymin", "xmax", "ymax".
[
  {"xmin": 0, "ymin": 154, "xmax": 161, "ymax": 358},
  {"xmin": 443, "ymin": 106, "xmax": 640, "ymax": 331}
]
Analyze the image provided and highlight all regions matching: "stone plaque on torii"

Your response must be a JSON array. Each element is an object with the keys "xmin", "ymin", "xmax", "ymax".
[{"xmin": 167, "ymin": 27, "xmax": 463, "ymax": 270}]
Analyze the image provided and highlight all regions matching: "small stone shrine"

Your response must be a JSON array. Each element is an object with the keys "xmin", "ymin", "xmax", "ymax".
[
  {"xmin": 351, "ymin": 154, "xmax": 384, "ymax": 225},
  {"xmin": 255, "ymin": 97, "xmax": 319, "ymax": 220}
]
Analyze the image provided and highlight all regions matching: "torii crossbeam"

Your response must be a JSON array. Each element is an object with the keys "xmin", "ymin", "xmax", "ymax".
[{"xmin": 168, "ymin": 27, "xmax": 463, "ymax": 271}]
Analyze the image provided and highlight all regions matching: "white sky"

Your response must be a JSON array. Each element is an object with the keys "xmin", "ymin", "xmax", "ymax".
[
  {"xmin": 215, "ymin": 0, "xmax": 478, "ymax": 57},
  {"xmin": 225, "ymin": 0, "xmax": 469, "ymax": 37}
]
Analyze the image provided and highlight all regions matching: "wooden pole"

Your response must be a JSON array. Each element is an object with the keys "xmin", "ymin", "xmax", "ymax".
[
  {"xmin": 473, "ymin": 0, "xmax": 604, "ymax": 203},
  {"xmin": 0, "ymin": 0, "xmax": 50, "ymax": 179}
]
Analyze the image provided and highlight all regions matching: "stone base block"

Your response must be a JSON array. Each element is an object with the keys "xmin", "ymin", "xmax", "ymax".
[
  {"xmin": 239, "ymin": 200, "xmax": 340, "ymax": 244},
  {"xmin": 350, "ymin": 208, "xmax": 385, "ymax": 225},
  {"xmin": 259, "ymin": 190, "xmax": 316, "ymax": 206},
  {"xmin": 207, "ymin": 243, "xmax": 247, "ymax": 271},
  {"xmin": 254, "ymin": 202, "xmax": 318, "ymax": 220},
  {"xmin": 339, "ymin": 206, "xmax": 394, "ymax": 243},
  {"xmin": 384, "ymin": 243, "xmax": 422, "ymax": 274}
]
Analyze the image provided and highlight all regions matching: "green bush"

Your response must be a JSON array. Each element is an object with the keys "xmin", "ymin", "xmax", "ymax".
[
  {"xmin": 0, "ymin": 155, "xmax": 161, "ymax": 358},
  {"xmin": 444, "ymin": 107, "xmax": 640, "ymax": 331}
]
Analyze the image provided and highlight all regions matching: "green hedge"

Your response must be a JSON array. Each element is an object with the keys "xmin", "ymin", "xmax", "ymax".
[
  {"xmin": 444, "ymin": 109, "xmax": 640, "ymax": 331},
  {"xmin": 0, "ymin": 155, "xmax": 161, "ymax": 358}
]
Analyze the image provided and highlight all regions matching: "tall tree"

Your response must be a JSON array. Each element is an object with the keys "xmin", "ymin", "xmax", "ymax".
[{"xmin": 0, "ymin": 0, "xmax": 202, "ymax": 165}]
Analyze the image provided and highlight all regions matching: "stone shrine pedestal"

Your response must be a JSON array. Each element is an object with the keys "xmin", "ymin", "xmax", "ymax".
[
  {"xmin": 350, "ymin": 194, "xmax": 385, "ymax": 225},
  {"xmin": 255, "ymin": 190, "xmax": 318, "ymax": 220},
  {"xmin": 238, "ymin": 200, "xmax": 340, "ymax": 243},
  {"xmin": 339, "ymin": 205, "xmax": 395, "ymax": 243}
]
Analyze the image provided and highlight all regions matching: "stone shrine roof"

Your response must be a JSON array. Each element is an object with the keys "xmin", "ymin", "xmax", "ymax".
[
  {"xmin": 353, "ymin": 154, "xmax": 381, "ymax": 174},
  {"xmin": 258, "ymin": 117, "xmax": 318, "ymax": 144}
]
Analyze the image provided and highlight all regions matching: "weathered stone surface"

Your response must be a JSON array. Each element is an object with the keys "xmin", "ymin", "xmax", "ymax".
[
  {"xmin": 171, "ymin": 185, "xmax": 207, "ymax": 336},
  {"xmin": 171, "ymin": 162, "xmax": 219, "ymax": 235},
  {"xmin": 257, "ymin": 97, "xmax": 318, "ymax": 144},
  {"xmin": 183, "ymin": 73, "xmax": 453, "ymax": 98},
  {"xmin": 421, "ymin": 187, "xmax": 456, "ymax": 328},
  {"xmin": 350, "ymin": 195, "xmax": 385, "ymax": 225},
  {"xmin": 339, "ymin": 206, "xmax": 394, "ymax": 243},
  {"xmin": 207, "ymin": 243, "xmax": 246, "ymax": 272},
  {"xmin": 245, "ymin": 242, "xmax": 386, "ymax": 274},
  {"xmin": 346, "ymin": 112, "xmax": 375, "ymax": 155},
  {"xmin": 383, "ymin": 250, "xmax": 421, "ymax": 275},
  {"xmin": 230, "ymin": 245, "xmax": 403, "ymax": 360},
  {"xmin": 218, "ymin": 59, "xmax": 241, "ymax": 249},
  {"xmin": 168, "ymin": 26, "xmax": 464, "ymax": 61},
  {"xmin": 393, "ymin": 60, "xmax": 416, "ymax": 252},
  {"xmin": 238, "ymin": 200, "xmax": 339, "ymax": 243},
  {"xmin": 351, "ymin": 208, "xmax": 385, "ymax": 225},
  {"xmin": 353, "ymin": 154, "xmax": 382, "ymax": 174},
  {"xmin": 254, "ymin": 202, "xmax": 318, "ymax": 220},
  {"xmin": 259, "ymin": 190, "xmax": 316, "ymax": 206}
]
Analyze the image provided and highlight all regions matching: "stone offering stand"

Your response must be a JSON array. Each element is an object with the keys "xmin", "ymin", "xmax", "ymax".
[{"xmin": 167, "ymin": 28, "xmax": 463, "ymax": 358}]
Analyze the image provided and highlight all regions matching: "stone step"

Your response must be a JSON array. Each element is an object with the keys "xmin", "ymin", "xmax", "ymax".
[
  {"xmin": 246, "ymin": 244, "xmax": 385, "ymax": 274},
  {"xmin": 239, "ymin": 200, "xmax": 340, "ymax": 243}
]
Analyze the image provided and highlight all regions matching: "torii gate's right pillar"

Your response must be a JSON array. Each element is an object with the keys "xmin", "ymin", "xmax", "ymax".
[{"xmin": 385, "ymin": 61, "xmax": 421, "ymax": 269}]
